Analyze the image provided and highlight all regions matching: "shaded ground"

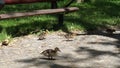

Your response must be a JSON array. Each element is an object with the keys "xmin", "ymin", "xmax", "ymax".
[{"xmin": 0, "ymin": 31, "xmax": 120, "ymax": 68}]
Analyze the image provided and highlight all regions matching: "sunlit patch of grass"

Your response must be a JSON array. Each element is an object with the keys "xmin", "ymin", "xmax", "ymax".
[
  {"xmin": 0, "ymin": 0, "xmax": 120, "ymax": 41},
  {"xmin": 0, "ymin": 29, "xmax": 11, "ymax": 42}
]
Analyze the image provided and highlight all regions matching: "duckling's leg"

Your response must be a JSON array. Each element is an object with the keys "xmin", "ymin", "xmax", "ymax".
[
  {"xmin": 48, "ymin": 56, "xmax": 51, "ymax": 60},
  {"xmin": 49, "ymin": 56, "xmax": 54, "ymax": 60},
  {"xmin": 50, "ymin": 56, "xmax": 52, "ymax": 60},
  {"xmin": 52, "ymin": 57, "xmax": 55, "ymax": 60},
  {"xmin": 67, "ymin": 38, "xmax": 69, "ymax": 41}
]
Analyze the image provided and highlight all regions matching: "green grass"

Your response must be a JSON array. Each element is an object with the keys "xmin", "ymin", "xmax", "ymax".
[{"xmin": 0, "ymin": 0, "xmax": 120, "ymax": 41}]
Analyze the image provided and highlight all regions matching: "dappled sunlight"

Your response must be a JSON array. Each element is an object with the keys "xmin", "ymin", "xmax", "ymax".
[
  {"xmin": 0, "ymin": 31, "xmax": 120, "ymax": 68},
  {"xmin": 0, "ymin": 1, "xmax": 120, "ymax": 68}
]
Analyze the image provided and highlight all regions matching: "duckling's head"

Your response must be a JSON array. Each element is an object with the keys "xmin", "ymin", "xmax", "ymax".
[
  {"xmin": 42, "ymin": 30, "xmax": 49, "ymax": 35},
  {"xmin": 45, "ymin": 29, "xmax": 49, "ymax": 33},
  {"xmin": 54, "ymin": 47, "xmax": 61, "ymax": 52}
]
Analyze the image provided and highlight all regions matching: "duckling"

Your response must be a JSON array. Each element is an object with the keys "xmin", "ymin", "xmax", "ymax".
[
  {"xmin": 64, "ymin": 32, "xmax": 76, "ymax": 41},
  {"xmin": 1, "ymin": 39, "xmax": 10, "ymax": 46},
  {"xmin": 41, "ymin": 47, "xmax": 60, "ymax": 60},
  {"xmin": 38, "ymin": 30, "xmax": 49, "ymax": 40},
  {"xmin": 106, "ymin": 28, "xmax": 115, "ymax": 34}
]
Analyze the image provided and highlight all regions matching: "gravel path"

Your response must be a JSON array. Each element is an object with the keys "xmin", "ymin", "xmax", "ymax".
[{"xmin": 0, "ymin": 31, "xmax": 120, "ymax": 68}]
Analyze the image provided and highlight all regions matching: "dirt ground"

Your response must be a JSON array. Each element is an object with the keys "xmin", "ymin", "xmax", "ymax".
[{"xmin": 0, "ymin": 31, "xmax": 120, "ymax": 68}]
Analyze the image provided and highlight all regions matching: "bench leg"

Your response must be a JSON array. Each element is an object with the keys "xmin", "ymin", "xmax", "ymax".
[
  {"xmin": 51, "ymin": 1, "xmax": 57, "ymax": 9},
  {"xmin": 52, "ymin": 14, "xmax": 64, "ymax": 30},
  {"xmin": 58, "ymin": 14, "xmax": 64, "ymax": 27},
  {"xmin": 51, "ymin": 1, "xmax": 64, "ymax": 30}
]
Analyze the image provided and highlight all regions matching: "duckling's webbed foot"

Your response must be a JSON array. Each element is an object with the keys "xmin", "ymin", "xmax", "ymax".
[
  {"xmin": 47, "ymin": 57, "xmax": 51, "ymax": 60},
  {"xmin": 50, "ymin": 56, "xmax": 53, "ymax": 60},
  {"xmin": 48, "ymin": 56, "xmax": 54, "ymax": 60}
]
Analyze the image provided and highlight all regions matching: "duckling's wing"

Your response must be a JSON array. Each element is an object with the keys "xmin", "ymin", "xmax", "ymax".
[
  {"xmin": 38, "ymin": 36, "xmax": 45, "ymax": 40},
  {"xmin": 47, "ymin": 49, "xmax": 58, "ymax": 56},
  {"xmin": 46, "ymin": 49, "xmax": 54, "ymax": 54},
  {"xmin": 41, "ymin": 49, "xmax": 53, "ymax": 56}
]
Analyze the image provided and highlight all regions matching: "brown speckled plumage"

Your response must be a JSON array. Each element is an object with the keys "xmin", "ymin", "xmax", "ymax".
[
  {"xmin": 106, "ymin": 28, "xmax": 115, "ymax": 34},
  {"xmin": 41, "ymin": 47, "xmax": 60, "ymax": 59},
  {"xmin": 1, "ymin": 39, "xmax": 10, "ymax": 46},
  {"xmin": 38, "ymin": 30, "xmax": 49, "ymax": 40},
  {"xmin": 64, "ymin": 32, "xmax": 76, "ymax": 40}
]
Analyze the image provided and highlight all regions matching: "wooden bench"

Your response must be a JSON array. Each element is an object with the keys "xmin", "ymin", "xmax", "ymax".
[{"xmin": 0, "ymin": 0, "xmax": 79, "ymax": 29}]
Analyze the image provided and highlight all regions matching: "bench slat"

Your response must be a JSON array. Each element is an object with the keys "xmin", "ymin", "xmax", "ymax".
[
  {"xmin": 4, "ymin": 0, "xmax": 57, "ymax": 4},
  {"xmin": 0, "ymin": 7, "xmax": 79, "ymax": 20}
]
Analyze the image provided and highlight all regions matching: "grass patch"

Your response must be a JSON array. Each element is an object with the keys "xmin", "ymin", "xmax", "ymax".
[{"xmin": 0, "ymin": 0, "xmax": 120, "ymax": 41}]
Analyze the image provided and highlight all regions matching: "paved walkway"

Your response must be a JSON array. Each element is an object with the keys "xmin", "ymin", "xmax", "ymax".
[{"xmin": 0, "ymin": 31, "xmax": 120, "ymax": 68}]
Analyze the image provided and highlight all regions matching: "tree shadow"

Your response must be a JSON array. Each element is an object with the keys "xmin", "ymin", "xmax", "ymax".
[
  {"xmin": 65, "ymin": 0, "xmax": 120, "ymax": 50},
  {"xmin": 1, "ymin": 2, "xmax": 51, "ymax": 14},
  {"xmin": 5, "ymin": 20, "xmax": 54, "ymax": 37},
  {"xmin": 75, "ymin": 47, "xmax": 120, "ymax": 58},
  {"xmin": 93, "ymin": 0, "xmax": 120, "ymax": 17},
  {"xmin": 14, "ymin": 54, "xmax": 96, "ymax": 68},
  {"xmin": 14, "ymin": 56, "xmax": 78, "ymax": 68},
  {"xmin": 73, "ymin": 47, "xmax": 120, "ymax": 68},
  {"xmin": 87, "ymin": 38, "xmax": 120, "ymax": 53},
  {"xmin": 64, "ymin": 0, "xmax": 120, "ymax": 38},
  {"xmin": 66, "ymin": 0, "xmax": 120, "ymax": 30},
  {"xmin": 0, "ymin": 25, "xmax": 3, "ymax": 33},
  {"xmin": 77, "ymin": 27, "xmax": 120, "ymax": 51},
  {"xmin": 4, "ymin": 18, "xmax": 69, "ymax": 37},
  {"xmin": 14, "ymin": 47, "xmax": 120, "ymax": 68}
]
